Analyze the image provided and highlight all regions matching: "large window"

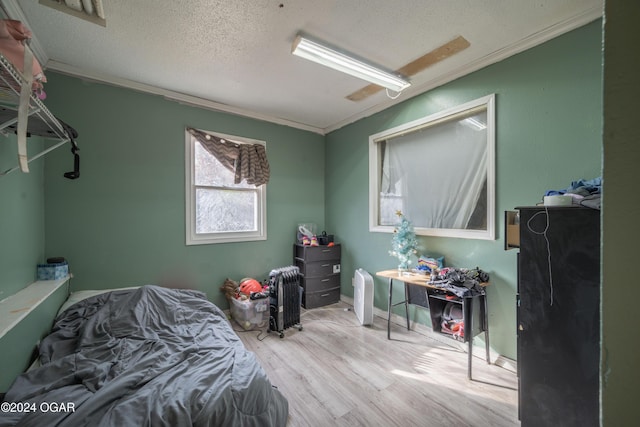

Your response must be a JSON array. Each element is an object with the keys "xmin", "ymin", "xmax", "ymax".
[
  {"xmin": 185, "ymin": 129, "xmax": 267, "ymax": 245},
  {"xmin": 369, "ymin": 94, "xmax": 495, "ymax": 240}
]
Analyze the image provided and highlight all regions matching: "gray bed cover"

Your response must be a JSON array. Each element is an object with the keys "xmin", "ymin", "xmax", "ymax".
[{"xmin": 0, "ymin": 285, "xmax": 288, "ymax": 426}]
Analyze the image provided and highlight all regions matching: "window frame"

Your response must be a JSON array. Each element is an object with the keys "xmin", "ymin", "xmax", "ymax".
[
  {"xmin": 368, "ymin": 94, "xmax": 496, "ymax": 240},
  {"xmin": 185, "ymin": 129, "xmax": 267, "ymax": 245}
]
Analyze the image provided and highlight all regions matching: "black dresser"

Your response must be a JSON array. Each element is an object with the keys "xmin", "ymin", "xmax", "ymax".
[
  {"xmin": 517, "ymin": 206, "xmax": 600, "ymax": 426},
  {"xmin": 294, "ymin": 243, "xmax": 341, "ymax": 309}
]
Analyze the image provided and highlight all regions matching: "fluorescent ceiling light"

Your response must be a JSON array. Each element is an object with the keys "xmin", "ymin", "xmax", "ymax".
[{"xmin": 292, "ymin": 34, "xmax": 411, "ymax": 93}]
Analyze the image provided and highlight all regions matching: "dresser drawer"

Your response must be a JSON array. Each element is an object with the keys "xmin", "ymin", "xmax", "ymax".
[
  {"xmin": 301, "ymin": 274, "xmax": 340, "ymax": 293},
  {"xmin": 303, "ymin": 286, "xmax": 340, "ymax": 309},
  {"xmin": 294, "ymin": 244, "xmax": 341, "ymax": 262},
  {"xmin": 295, "ymin": 258, "xmax": 341, "ymax": 277}
]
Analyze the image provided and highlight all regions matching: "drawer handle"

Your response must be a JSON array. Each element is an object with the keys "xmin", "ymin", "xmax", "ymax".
[
  {"xmin": 321, "ymin": 263, "xmax": 330, "ymax": 267},
  {"xmin": 321, "ymin": 278, "xmax": 330, "ymax": 282},
  {"xmin": 320, "ymin": 293, "xmax": 330, "ymax": 297},
  {"xmin": 322, "ymin": 249, "xmax": 331, "ymax": 252}
]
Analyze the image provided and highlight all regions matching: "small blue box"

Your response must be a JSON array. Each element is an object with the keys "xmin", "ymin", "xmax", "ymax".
[{"xmin": 37, "ymin": 261, "xmax": 69, "ymax": 280}]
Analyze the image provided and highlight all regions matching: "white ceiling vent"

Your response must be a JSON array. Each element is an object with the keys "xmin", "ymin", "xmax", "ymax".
[{"xmin": 39, "ymin": 0, "xmax": 105, "ymax": 27}]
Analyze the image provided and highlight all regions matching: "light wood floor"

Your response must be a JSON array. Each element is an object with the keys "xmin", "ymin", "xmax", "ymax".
[{"xmin": 235, "ymin": 301, "xmax": 519, "ymax": 427}]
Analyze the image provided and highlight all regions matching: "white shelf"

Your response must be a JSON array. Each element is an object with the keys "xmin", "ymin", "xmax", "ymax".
[
  {"xmin": 0, "ymin": 276, "xmax": 70, "ymax": 340},
  {"xmin": 0, "ymin": 46, "xmax": 72, "ymax": 176}
]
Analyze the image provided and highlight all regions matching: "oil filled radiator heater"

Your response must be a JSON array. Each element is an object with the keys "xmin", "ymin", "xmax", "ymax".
[{"xmin": 268, "ymin": 266, "xmax": 303, "ymax": 338}]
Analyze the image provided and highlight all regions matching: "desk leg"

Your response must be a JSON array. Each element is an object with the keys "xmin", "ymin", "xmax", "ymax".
[
  {"xmin": 404, "ymin": 283, "xmax": 410, "ymax": 331},
  {"xmin": 387, "ymin": 278, "xmax": 393, "ymax": 340},
  {"xmin": 468, "ymin": 298, "xmax": 473, "ymax": 380},
  {"xmin": 483, "ymin": 293, "xmax": 491, "ymax": 364}
]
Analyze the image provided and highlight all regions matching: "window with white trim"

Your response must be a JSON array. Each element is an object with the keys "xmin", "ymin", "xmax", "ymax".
[
  {"xmin": 185, "ymin": 129, "xmax": 267, "ymax": 245},
  {"xmin": 369, "ymin": 94, "xmax": 495, "ymax": 240}
]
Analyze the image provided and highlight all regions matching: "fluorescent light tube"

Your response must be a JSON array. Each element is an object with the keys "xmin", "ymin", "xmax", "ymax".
[{"xmin": 292, "ymin": 35, "xmax": 411, "ymax": 93}]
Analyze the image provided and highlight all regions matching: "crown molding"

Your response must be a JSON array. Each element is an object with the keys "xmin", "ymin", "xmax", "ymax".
[
  {"xmin": 323, "ymin": 5, "xmax": 603, "ymax": 134},
  {"xmin": 46, "ymin": 60, "xmax": 325, "ymax": 135}
]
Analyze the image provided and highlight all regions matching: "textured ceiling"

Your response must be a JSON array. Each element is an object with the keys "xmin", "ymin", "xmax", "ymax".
[{"xmin": 2, "ymin": 0, "xmax": 602, "ymax": 134}]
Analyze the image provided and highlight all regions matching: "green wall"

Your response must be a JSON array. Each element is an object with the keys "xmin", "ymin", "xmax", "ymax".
[
  {"xmin": 0, "ymin": 135, "xmax": 69, "ymax": 392},
  {"xmin": 0, "ymin": 135, "xmax": 45, "ymax": 299},
  {"xmin": 0, "ymin": 285, "xmax": 68, "ymax": 392},
  {"xmin": 325, "ymin": 20, "xmax": 603, "ymax": 359},
  {"xmin": 41, "ymin": 73, "xmax": 325, "ymax": 308}
]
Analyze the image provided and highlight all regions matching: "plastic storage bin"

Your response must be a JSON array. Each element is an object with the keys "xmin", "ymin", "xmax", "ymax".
[
  {"xmin": 228, "ymin": 297, "xmax": 269, "ymax": 330},
  {"xmin": 37, "ymin": 261, "xmax": 69, "ymax": 280}
]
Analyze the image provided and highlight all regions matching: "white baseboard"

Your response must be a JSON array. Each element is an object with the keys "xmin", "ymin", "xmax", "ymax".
[{"xmin": 493, "ymin": 355, "xmax": 517, "ymax": 373}]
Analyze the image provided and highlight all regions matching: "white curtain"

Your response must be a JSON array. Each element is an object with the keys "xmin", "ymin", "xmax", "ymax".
[{"xmin": 380, "ymin": 112, "xmax": 487, "ymax": 229}]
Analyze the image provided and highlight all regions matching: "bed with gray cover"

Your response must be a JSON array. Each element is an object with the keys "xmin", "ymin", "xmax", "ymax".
[{"xmin": 0, "ymin": 285, "xmax": 288, "ymax": 426}]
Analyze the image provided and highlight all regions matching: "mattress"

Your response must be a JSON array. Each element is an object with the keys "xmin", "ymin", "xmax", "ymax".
[
  {"xmin": 1, "ymin": 285, "xmax": 288, "ymax": 426},
  {"xmin": 24, "ymin": 287, "xmax": 142, "ymax": 372},
  {"xmin": 56, "ymin": 287, "xmax": 139, "ymax": 314}
]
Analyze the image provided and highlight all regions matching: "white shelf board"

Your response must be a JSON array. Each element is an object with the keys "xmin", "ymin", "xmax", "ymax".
[{"xmin": 0, "ymin": 276, "xmax": 70, "ymax": 340}]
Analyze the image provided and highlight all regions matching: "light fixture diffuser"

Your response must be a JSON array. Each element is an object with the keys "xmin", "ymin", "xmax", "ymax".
[{"xmin": 292, "ymin": 34, "xmax": 411, "ymax": 93}]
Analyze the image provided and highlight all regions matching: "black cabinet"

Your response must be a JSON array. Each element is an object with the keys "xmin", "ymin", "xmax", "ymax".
[
  {"xmin": 294, "ymin": 244, "xmax": 341, "ymax": 308},
  {"xmin": 517, "ymin": 206, "xmax": 600, "ymax": 427}
]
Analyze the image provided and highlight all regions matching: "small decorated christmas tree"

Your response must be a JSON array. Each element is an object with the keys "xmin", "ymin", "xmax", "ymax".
[{"xmin": 389, "ymin": 211, "xmax": 419, "ymax": 270}]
